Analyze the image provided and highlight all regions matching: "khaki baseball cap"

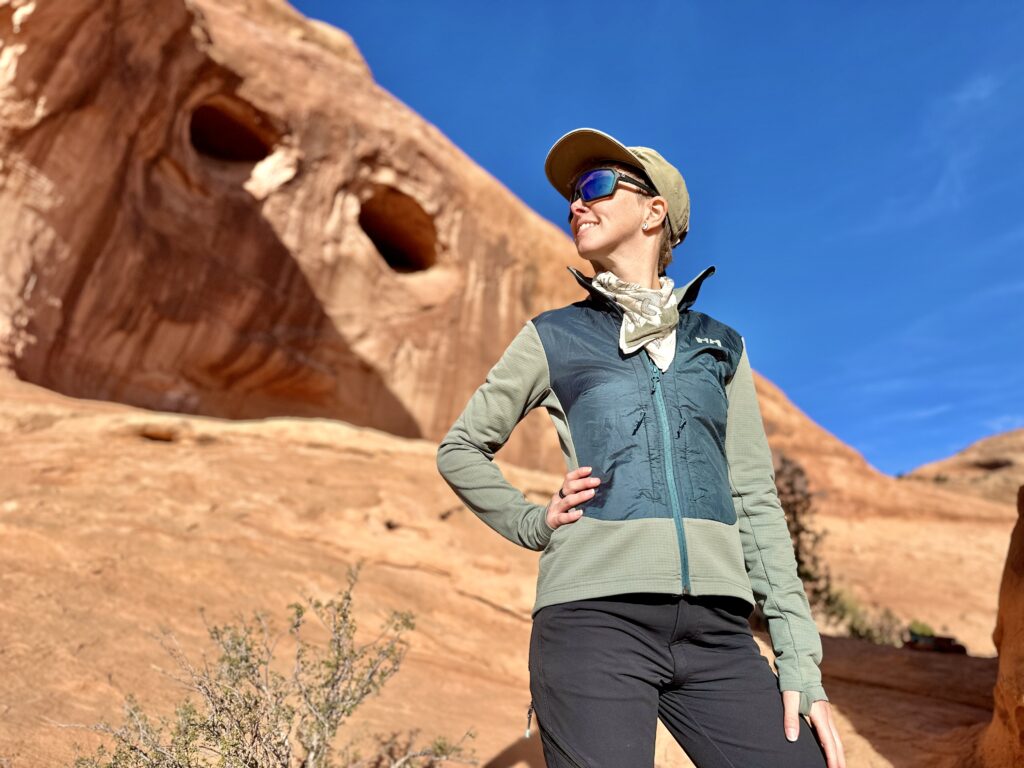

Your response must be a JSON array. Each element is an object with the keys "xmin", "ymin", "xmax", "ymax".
[{"xmin": 544, "ymin": 127, "xmax": 690, "ymax": 246}]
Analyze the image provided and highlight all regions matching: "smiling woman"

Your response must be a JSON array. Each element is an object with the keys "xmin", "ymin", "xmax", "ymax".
[
  {"xmin": 437, "ymin": 127, "xmax": 846, "ymax": 767},
  {"xmin": 568, "ymin": 161, "xmax": 675, "ymax": 276}
]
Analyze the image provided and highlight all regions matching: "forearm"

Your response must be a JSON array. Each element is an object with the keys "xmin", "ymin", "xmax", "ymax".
[
  {"xmin": 725, "ymin": 337, "xmax": 828, "ymax": 717},
  {"xmin": 435, "ymin": 320, "xmax": 554, "ymax": 551},
  {"xmin": 734, "ymin": 493, "xmax": 827, "ymax": 713},
  {"xmin": 437, "ymin": 424, "xmax": 554, "ymax": 551}
]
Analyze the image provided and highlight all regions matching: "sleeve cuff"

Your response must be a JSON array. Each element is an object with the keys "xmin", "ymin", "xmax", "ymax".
[
  {"xmin": 790, "ymin": 685, "xmax": 829, "ymax": 718},
  {"xmin": 531, "ymin": 504, "xmax": 555, "ymax": 550}
]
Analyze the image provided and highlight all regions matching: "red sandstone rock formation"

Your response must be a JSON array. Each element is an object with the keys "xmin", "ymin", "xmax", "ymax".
[
  {"xmin": 0, "ymin": 0, "xmax": 1017, "ymax": 652},
  {"xmin": 972, "ymin": 484, "xmax": 1024, "ymax": 767},
  {"xmin": 904, "ymin": 429, "xmax": 1024, "ymax": 508},
  {"xmin": 0, "ymin": 0, "xmax": 579, "ymax": 472},
  {"xmin": 740, "ymin": 370, "xmax": 1015, "ymax": 657}
]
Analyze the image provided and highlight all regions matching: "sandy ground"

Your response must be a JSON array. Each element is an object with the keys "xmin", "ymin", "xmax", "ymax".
[{"xmin": 0, "ymin": 372, "xmax": 1005, "ymax": 767}]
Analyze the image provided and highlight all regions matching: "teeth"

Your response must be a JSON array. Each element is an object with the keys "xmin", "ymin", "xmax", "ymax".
[{"xmin": 578, "ymin": 222, "xmax": 598, "ymax": 232}]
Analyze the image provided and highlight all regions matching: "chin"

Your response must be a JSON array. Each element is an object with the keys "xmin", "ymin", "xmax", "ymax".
[{"xmin": 574, "ymin": 239, "xmax": 610, "ymax": 265}]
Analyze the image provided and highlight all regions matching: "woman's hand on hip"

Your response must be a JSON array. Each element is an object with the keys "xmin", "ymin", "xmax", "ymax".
[
  {"xmin": 782, "ymin": 691, "xmax": 845, "ymax": 768},
  {"xmin": 546, "ymin": 466, "xmax": 601, "ymax": 530}
]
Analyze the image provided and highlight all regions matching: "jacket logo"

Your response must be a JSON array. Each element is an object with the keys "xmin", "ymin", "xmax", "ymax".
[{"xmin": 695, "ymin": 336, "xmax": 722, "ymax": 347}]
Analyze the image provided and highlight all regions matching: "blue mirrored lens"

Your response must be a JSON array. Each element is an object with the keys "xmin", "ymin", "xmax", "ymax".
[
  {"xmin": 567, "ymin": 169, "xmax": 618, "ymax": 223},
  {"xmin": 576, "ymin": 169, "xmax": 617, "ymax": 202}
]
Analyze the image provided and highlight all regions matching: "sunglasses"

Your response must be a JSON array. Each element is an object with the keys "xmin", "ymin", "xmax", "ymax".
[{"xmin": 567, "ymin": 168, "xmax": 658, "ymax": 223}]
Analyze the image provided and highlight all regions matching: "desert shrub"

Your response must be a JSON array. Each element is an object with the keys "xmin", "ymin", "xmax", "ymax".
[
  {"xmin": 774, "ymin": 453, "xmax": 904, "ymax": 646},
  {"xmin": 69, "ymin": 562, "xmax": 477, "ymax": 768},
  {"xmin": 819, "ymin": 588, "xmax": 904, "ymax": 645},
  {"xmin": 908, "ymin": 619, "xmax": 935, "ymax": 636},
  {"xmin": 774, "ymin": 454, "xmax": 831, "ymax": 608}
]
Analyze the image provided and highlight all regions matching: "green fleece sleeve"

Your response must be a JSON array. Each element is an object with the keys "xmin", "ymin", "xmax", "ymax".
[
  {"xmin": 724, "ymin": 337, "xmax": 829, "ymax": 718},
  {"xmin": 436, "ymin": 320, "xmax": 555, "ymax": 551}
]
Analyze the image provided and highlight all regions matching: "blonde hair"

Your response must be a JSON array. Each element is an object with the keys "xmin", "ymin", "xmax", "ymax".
[{"xmin": 656, "ymin": 227, "xmax": 673, "ymax": 276}]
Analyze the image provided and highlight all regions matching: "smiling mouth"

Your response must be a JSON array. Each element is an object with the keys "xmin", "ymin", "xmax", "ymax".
[{"xmin": 576, "ymin": 222, "xmax": 599, "ymax": 236}]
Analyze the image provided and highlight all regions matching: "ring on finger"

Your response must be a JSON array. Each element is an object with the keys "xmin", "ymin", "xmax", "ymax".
[{"xmin": 558, "ymin": 487, "xmax": 567, "ymax": 499}]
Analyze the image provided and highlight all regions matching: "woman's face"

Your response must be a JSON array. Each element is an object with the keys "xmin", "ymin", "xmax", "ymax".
[{"xmin": 568, "ymin": 164, "xmax": 648, "ymax": 261}]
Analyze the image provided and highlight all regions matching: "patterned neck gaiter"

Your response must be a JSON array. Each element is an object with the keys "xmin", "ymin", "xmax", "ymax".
[{"xmin": 591, "ymin": 271, "xmax": 680, "ymax": 372}]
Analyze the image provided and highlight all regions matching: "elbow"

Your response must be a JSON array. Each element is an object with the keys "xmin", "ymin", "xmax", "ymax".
[
  {"xmin": 436, "ymin": 433, "xmax": 469, "ymax": 482},
  {"xmin": 435, "ymin": 439, "xmax": 454, "ymax": 481}
]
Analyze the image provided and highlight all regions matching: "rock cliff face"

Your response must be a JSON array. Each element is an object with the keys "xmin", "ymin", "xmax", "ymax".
[
  {"xmin": 0, "ymin": 0, "xmax": 579, "ymax": 471},
  {"xmin": 735, "ymin": 370, "xmax": 1015, "ymax": 658},
  {"xmin": 1, "ymin": 5, "xmax": 1021, "ymax": 764},
  {"xmin": 904, "ymin": 429, "xmax": 1024, "ymax": 508},
  {"xmin": 974, "ymin": 485, "xmax": 1024, "ymax": 767}
]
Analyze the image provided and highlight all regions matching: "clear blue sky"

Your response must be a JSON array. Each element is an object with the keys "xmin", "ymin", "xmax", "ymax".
[{"xmin": 294, "ymin": 1, "xmax": 1023, "ymax": 477}]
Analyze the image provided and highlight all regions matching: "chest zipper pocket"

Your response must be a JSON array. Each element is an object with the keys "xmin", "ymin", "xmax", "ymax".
[{"xmin": 631, "ymin": 406, "xmax": 646, "ymax": 435}]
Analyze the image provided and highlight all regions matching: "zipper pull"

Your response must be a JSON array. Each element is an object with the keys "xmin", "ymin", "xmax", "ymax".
[
  {"xmin": 525, "ymin": 699, "xmax": 535, "ymax": 739},
  {"xmin": 674, "ymin": 406, "xmax": 686, "ymax": 439}
]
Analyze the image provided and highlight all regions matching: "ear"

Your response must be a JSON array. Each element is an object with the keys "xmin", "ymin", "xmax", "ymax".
[{"xmin": 646, "ymin": 196, "xmax": 669, "ymax": 231}]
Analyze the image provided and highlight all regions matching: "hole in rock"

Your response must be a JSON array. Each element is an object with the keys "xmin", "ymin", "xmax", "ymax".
[
  {"xmin": 189, "ymin": 99, "xmax": 276, "ymax": 163},
  {"xmin": 972, "ymin": 458, "xmax": 1013, "ymax": 471},
  {"xmin": 358, "ymin": 185, "xmax": 437, "ymax": 272}
]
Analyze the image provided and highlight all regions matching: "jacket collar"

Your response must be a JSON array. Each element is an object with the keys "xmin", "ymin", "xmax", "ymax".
[{"xmin": 566, "ymin": 264, "xmax": 717, "ymax": 313}]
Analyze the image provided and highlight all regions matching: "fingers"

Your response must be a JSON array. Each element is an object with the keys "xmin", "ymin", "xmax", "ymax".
[
  {"xmin": 553, "ymin": 485, "xmax": 595, "ymax": 518},
  {"xmin": 816, "ymin": 717, "xmax": 839, "ymax": 768},
  {"xmin": 781, "ymin": 691, "xmax": 800, "ymax": 742},
  {"xmin": 549, "ymin": 505, "xmax": 584, "ymax": 530},
  {"xmin": 826, "ymin": 711, "xmax": 846, "ymax": 768},
  {"xmin": 809, "ymin": 702, "xmax": 844, "ymax": 768},
  {"xmin": 560, "ymin": 466, "xmax": 601, "ymax": 502},
  {"xmin": 548, "ymin": 466, "xmax": 601, "ymax": 530},
  {"xmin": 566, "ymin": 465, "xmax": 594, "ymax": 481},
  {"xmin": 783, "ymin": 695, "xmax": 844, "ymax": 768}
]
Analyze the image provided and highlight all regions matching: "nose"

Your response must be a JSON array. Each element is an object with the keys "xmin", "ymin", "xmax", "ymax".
[{"xmin": 568, "ymin": 195, "xmax": 590, "ymax": 226}]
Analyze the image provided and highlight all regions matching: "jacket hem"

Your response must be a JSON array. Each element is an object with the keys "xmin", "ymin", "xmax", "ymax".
[
  {"xmin": 532, "ymin": 575, "xmax": 756, "ymax": 618},
  {"xmin": 532, "ymin": 575, "xmax": 684, "ymax": 617},
  {"xmin": 687, "ymin": 577, "xmax": 756, "ymax": 606}
]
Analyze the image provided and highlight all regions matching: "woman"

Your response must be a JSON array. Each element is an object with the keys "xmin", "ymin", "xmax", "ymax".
[{"xmin": 436, "ymin": 128, "xmax": 845, "ymax": 768}]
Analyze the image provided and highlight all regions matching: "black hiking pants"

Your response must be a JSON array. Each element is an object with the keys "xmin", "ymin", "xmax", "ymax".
[{"xmin": 528, "ymin": 592, "xmax": 828, "ymax": 768}]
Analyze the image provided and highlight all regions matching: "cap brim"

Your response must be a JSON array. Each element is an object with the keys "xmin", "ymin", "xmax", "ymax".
[{"xmin": 544, "ymin": 128, "xmax": 643, "ymax": 201}]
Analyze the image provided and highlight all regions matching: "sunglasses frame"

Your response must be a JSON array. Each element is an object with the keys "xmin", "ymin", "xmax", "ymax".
[{"xmin": 567, "ymin": 167, "xmax": 659, "ymax": 223}]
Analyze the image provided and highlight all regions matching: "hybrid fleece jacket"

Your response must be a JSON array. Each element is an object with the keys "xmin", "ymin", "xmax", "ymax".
[{"xmin": 436, "ymin": 264, "xmax": 828, "ymax": 717}]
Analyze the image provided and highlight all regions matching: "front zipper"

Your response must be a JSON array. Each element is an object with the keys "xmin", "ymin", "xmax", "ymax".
[{"xmin": 643, "ymin": 353, "xmax": 691, "ymax": 594}]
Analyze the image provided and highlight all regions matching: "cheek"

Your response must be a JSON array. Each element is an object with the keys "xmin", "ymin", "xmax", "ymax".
[
  {"xmin": 604, "ymin": 212, "xmax": 638, "ymax": 239},
  {"xmin": 592, "ymin": 201, "xmax": 636, "ymax": 236}
]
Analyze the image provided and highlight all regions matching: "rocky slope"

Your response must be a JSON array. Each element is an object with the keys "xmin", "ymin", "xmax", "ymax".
[
  {"xmin": 902, "ymin": 429, "xmax": 1024, "ymax": 508},
  {"xmin": 751, "ymin": 372, "xmax": 1015, "ymax": 658},
  {"xmin": 0, "ymin": 372, "xmax": 1000, "ymax": 768}
]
